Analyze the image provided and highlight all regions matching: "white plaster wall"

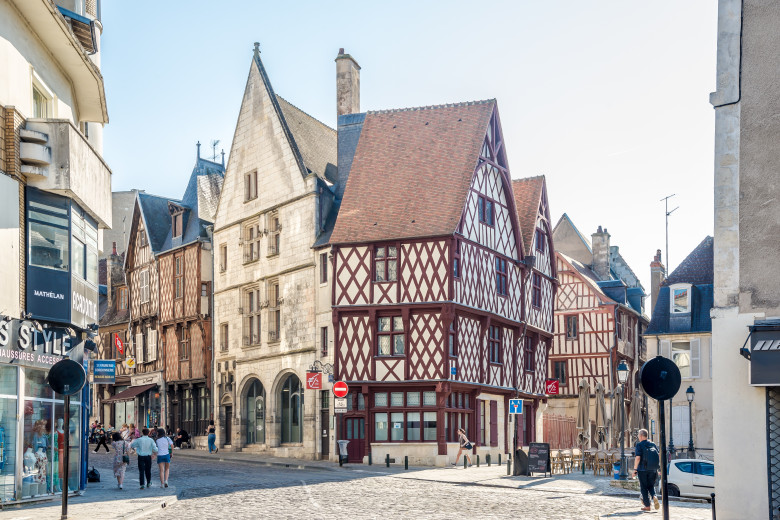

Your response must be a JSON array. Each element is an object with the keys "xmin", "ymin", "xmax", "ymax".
[{"xmin": 0, "ymin": 174, "xmax": 20, "ymax": 318}]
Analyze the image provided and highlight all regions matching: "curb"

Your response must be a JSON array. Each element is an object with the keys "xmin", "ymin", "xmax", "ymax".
[
  {"xmin": 121, "ymin": 494, "xmax": 179, "ymax": 520},
  {"xmin": 171, "ymin": 450, "xmax": 341, "ymax": 472}
]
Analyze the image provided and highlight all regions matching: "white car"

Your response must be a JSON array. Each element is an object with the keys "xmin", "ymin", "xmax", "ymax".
[{"xmin": 666, "ymin": 459, "xmax": 715, "ymax": 499}]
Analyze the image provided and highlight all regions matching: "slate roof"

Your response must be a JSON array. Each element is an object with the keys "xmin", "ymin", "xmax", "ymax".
[
  {"xmin": 277, "ymin": 96, "xmax": 337, "ymax": 183},
  {"xmin": 330, "ymin": 100, "xmax": 495, "ymax": 244},
  {"xmin": 664, "ymin": 236, "xmax": 714, "ymax": 286},
  {"xmin": 645, "ymin": 236, "xmax": 714, "ymax": 335},
  {"xmin": 512, "ymin": 176, "xmax": 545, "ymax": 256},
  {"xmin": 137, "ymin": 192, "xmax": 179, "ymax": 254}
]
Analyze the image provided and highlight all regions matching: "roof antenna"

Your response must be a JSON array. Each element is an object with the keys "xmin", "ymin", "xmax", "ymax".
[
  {"xmin": 221, "ymin": 149, "xmax": 225, "ymax": 168},
  {"xmin": 196, "ymin": 141, "xmax": 201, "ymax": 159},
  {"xmin": 211, "ymin": 140, "xmax": 220, "ymax": 162},
  {"xmin": 660, "ymin": 194, "xmax": 678, "ymax": 275}
]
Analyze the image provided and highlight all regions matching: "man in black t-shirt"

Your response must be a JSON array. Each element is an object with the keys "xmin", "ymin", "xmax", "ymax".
[
  {"xmin": 174, "ymin": 428, "xmax": 190, "ymax": 448},
  {"xmin": 633, "ymin": 429, "xmax": 660, "ymax": 511}
]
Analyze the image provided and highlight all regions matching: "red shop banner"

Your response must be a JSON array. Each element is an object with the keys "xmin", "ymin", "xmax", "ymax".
[
  {"xmin": 306, "ymin": 372, "xmax": 322, "ymax": 390},
  {"xmin": 545, "ymin": 379, "xmax": 560, "ymax": 395}
]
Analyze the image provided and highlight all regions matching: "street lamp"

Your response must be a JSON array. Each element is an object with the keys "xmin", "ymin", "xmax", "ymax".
[
  {"xmin": 686, "ymin": 385, "xmax": 695, "ymax": 457},
  {"xmin": 617, "ymin": 360, "xmax": 629, "ymax": 480}
]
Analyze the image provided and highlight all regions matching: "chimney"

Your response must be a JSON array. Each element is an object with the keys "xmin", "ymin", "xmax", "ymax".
[
  {"xmin": 335, "ymin": 48, "xmax": 361, "ymax": 117},
  {"xmin": 650, "ymin": 249, "xmax": 666, "ymax": 315},
  {"xmin": 591, "ymin": 226, "xmax": 611, "ymax": 281},
  {"xmin": 107, "ymin": 241, "xmax": 123, "ymax": 308},
  {"xmin": 196, "ymin": 141, "xmax": 201, "ymax": 159}
]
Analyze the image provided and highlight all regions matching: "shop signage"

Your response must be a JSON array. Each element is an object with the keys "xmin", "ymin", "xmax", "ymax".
[
  {"xmin": 306, "ymin": 372, "xmax": 322, "ymax": 390},
  {"xmin": 71, "ymin": 276, "xmax": 98, "ymax": 330},
  {"xmin": 123, "ymin": 357, "xmax": 136, "ymax": 369},
  {"xmin": 545, "ymin": 379, "xmax": 559, "ymax": 395},
  {"xmin": 334, "ymin": 397, "xmax": 348, "ymax": 414},
  {"xmin": 26, "ymin": 266, "xmax": 70, "ymax": 324},
  {"xmin": 131, "ymin": 371, "xmax": 162, "ymax": 387},
  {"xmin": 0, "ymin": 316, "xmax": 77, "ymax": 369},
  {"xmin": 114, "ymin": 334, "xmax": 124, "ymax": 355},
  {"xmin": 527, "ymin": 442, "xmax": 551, "ymax": 476},
  {"xmin": 93, "ymin": 360, "xmax": 116, "ymax": 384}
]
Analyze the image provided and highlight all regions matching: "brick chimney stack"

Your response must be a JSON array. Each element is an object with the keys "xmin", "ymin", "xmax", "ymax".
[
  {"xmin": 336, "ymin": 48, "xmax": 361, "ymax": 117},
  {"xmin": 650, "ymin": 249, "xmax": 666, "ymax": 315},
  {"xmin": 591, "ymin": 226, "xmax": 611, "ymax": 281}
]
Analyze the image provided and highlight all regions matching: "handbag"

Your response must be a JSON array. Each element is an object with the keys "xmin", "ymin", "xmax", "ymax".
[
  {"xmin": 121, "ymin": 443, "xmax": 129, "ymax": 465},
  {"xmin": 464, "ymin": 442, "xmax": 473, "ymax": 450}
]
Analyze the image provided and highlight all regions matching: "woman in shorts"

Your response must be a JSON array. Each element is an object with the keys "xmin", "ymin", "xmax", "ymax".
[
  {"xmin": 155, "ymin": 427, "xmax": 174, "ymax": 488},
  {"xmin": 452, "ymin": 427, "xmax": 473, "ymax": 467}
]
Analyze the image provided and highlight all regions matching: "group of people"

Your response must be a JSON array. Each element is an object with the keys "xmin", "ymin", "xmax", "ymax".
[{"xmin": 109, "ymin": 427, "xmax": 173, "ymax": 490}]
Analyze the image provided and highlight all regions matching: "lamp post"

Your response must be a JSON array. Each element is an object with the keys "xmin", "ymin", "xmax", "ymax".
[
  {"xmin": 686, "ymin": 385, "xmax": 695, "ymax": 457},
  {"xmin": 668, "ymin": 399, "xmax": 675, "ymax": 459},
  {"xmin": 617, "ymin": 360, "xmax": 629, "ymax": 480}
]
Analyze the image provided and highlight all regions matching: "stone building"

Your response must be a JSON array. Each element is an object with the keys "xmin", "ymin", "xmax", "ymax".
[
  {"xmin": 711, "ymin": 1, "xmax": 780, "ymax": 517},
  {"xmin": 212, "ymin": 44, "xmax": 339, "ymax": 459},
  {"xmin": 0, "ymin": 0, "xmax": 111, "ymax": 502}
]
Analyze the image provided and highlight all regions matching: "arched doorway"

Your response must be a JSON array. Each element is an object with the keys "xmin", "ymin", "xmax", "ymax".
[
  {"xmin": 279, "ymin": 374, "xmax": 303, "ymax": 443},
  {"xmin": 245, "ymin": 379, "xmax": 265, "ymax": 444}
]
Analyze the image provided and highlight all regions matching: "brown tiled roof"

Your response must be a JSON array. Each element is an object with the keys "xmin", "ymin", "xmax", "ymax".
[
  {"xmin": 330, "ymin": 100, "xmax": 495, "ymax": 244},
  {"xmin": 511, "ymin": 176, "xmax": 545, "ymax": 255}
]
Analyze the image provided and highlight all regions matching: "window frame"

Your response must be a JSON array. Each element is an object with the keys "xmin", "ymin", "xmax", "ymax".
[
  {"xmin": 321, "ymin": 326, "xmax": 328, "ymax": 357},
  {"xmin": 531, "ymin": 272, "xmax": 542, "ymax": 308},
  {"xmin": 452, "ymin": 239, "xmax": 461, "ymax": 280},
  {"xmin": 268, "ymin": 280, "xmax": 281, "ymax": 342},
  {"xmin": 670, "ymin": 283, "xmax": 692, "ymax": 314},
  {"xmin": 267, "ymin": 213, "xmax": 280, "ymax": 256},
  {"xmin": 488, "ymin": 325, "xmax": 502, "ymax": 364},
  {"xmin": 174, "ymin": 254, "xmax": 184, "ymax": 300},
  {"xmin": 243, "ymin": 222, "xmax": 261, "ymax": 264},
  {"xmin": 244, "ymin": 170, "xmax": 258, "ymax": 202},
  {"xmin": 448, "ymin": 319, "xmax": 458, "ymax": 357},
  {"xmin": 553, "ymin": 360, "xmax": 567, "ymax": 385},
  {"xmin": 372, "ymin": 390, "xmax": 438, "ymax": 443},
  {"xmin": 219, "ymin": 243, "xmax": 227, "ymax": 272},
  {"xmin": 243, "ymin": 287, "xmax": 261, "ymax": 346},
  {"xmin": 535, "ymin": 228, "xmax": 546, "ymax": 253},
  {"xmin": 478, "ymin": 195, "xmax": 495, "ymax": 226},
  {"xmin": 179, "ymin": 324, "xmax": 190, "ymax": 360},
  {"xmin": 524, "ymin": 336, "xmax": 535, "ymax": 372},
  {"xmin": 319, "ymin": 252, "xmax": 328, "ymax": 284},
  {"xmin": 377, "ymin": 315, "xmax": 405, "ymax": 357},
  {"xmin": 565, "ymin": 315, "xmax": 578, "ymax": 340},
  {"xmin": 220, "ymin": 323, "xmax": 229, "ymax": 352},
  {"xmin": 117, "ymin": 287, "xmax": 128, "ymax": 310},
  {"xmin": 139, "ymin": 268, "xmax": 150, "ymax": 304},
  {"xmin": 373, "ymin": 244, "xmax": 398, "ymax": 282},
  {"xmin": 495, "ymin": 257, "xmax": 508, "ymax": 297}
]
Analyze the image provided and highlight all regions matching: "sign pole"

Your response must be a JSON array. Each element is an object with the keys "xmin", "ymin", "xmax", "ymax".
[
  {"xmin": 61, "ymin": 393, "xmax": 70, "ymax": 520},
  {"xmin": 659, "ymin": 401, "xmax": 670, "ymax": 520}
]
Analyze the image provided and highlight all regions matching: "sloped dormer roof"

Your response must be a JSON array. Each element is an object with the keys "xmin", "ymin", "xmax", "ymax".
[
  {"xmin": 511, "ymin": 176, "xmax": 545, "ymax": 256},
  {"xmin": 330, "ymin": 100, "xmax": 495, "ymax": 244}
]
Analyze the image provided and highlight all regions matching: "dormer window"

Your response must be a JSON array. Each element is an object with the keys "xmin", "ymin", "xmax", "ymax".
[
  {"xmin": 172, "ymin": 213, "xmax": 183, "ymax": 238},
  {"xmin": 670, "ymin": 283, "xmax": 692, "ymax": 314}
]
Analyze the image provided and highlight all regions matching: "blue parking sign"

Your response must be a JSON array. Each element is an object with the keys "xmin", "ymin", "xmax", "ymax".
[{"xmin": 509, "ymin": 399, "xmax": 523, "ymax": 414}]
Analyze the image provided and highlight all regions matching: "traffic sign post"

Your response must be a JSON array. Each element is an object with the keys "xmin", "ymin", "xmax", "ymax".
[
  {"xmin": 509, "ymin": 399, "xmax": 523, "ymax": 415},
  {"xmin": 333, "ymin": 381, "xmax": 349, "ymax": 398},
  {"xmin": 334, "ymin": 397, "xmax": 348, "ymax": 414}
]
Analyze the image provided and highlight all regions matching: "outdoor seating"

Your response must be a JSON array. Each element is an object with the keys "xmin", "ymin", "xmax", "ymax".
[
  {"xmin": 550, "ymin": 450, "xmax": 566, "ymax": 474},
  {"xmin": 571, "ymin": 448, "xmax": 583, "ymax": 470},
  {"xmin": 594, "ymin": 451, "xmax": 611, "ymax": 476},
  {"xmin": 561, "ymin": 449, "xmax": 573, "ymax": 473}
]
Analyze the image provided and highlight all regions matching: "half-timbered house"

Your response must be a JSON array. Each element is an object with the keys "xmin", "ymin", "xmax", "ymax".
[
  {"xmin": 330, "ymin": 100, "xmax": 556, "ymax": 466},
  {"xmin": 548, "ymin": 215, "xmax": 648, "ymax": 445}
]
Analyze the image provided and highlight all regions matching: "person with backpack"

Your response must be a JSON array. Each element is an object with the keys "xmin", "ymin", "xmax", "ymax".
[{"xmin": 633, "ymin": 428, "xmax": 661, "ymax": 511}]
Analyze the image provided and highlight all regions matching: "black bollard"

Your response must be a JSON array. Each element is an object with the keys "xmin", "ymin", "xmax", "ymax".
[
  {"xmin": 464, "ymin": 456, "xmax": 467, "ymax": 469},
  {"xmin": 476, "ymin": 455, "xmax": 480, "ymax": 467},
  {"xmin": 507, "ymin": 458, "xmax": 511, "ymax": 475},
  {"xmin": 711, "ymin": 493, "xmax": 716, "ymax": 520},
  {"xmin": 368, "ymin": 452, "xmax": 372, "ymax": 466},
  {"xmin": 498, "ymin": 454, "xmax": 501, "ymax": 466},
  {"xmin": 386, "ymin": 454, "xmax": 390, "ymax": 468},
  {"xmin": 404, "ymin": 456, "xmax": 408, "ymax": 470},
  {"xmin": 487, "ymin": 454, "xmax": 491, "ymax": 467},
  {"xmin": 339, "ymin": 454, "xmax": 343, "ymax": 467}
]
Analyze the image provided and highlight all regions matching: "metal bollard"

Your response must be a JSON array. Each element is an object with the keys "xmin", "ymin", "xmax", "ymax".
[
  {"xmin": 368, "ymin": 452, "xmax": 372, "ymax": 466},
  {"xmin": 498, "ymin": 454, "xmax": 501, "ymax": 466},
  {"xmin": 507, "ymin": 458, "xmax": 511, "ymax": 475},
  {"xmin": 711, "ymin": 493, "xmax": 716, "ymax": 520},
  {"xmin": 487, "ymin": 454, "xmax": 491, "ymax": 467},
  {"xmin": 386, "ymin": 454, "xmax": 390, "ymax": 468},
  {"xmin": 339, "ymin": 454, "xmax": 343, "ymax": 467},
  {"xmin": 476, "ymin": 455, "xmax": 480, "ymax": 467},
  {"xmin": 404, "ymin": 456, "xmax": 408, "ymax": 470},
  {"xmin": 464, "ymin": 456, "xmax": 467, "ymax": 469}
]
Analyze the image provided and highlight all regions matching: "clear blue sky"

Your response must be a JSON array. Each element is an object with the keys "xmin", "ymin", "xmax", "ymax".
[{"xmin": 101, "ymin": 1, "xmax": 717, "ymax": 301}]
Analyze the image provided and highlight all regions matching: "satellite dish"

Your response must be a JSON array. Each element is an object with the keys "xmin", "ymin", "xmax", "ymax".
[
  {"xmin": 46, "ymin": 359, "xmax": 86, "ymax": 396},
  {"xmin": 640, "ymin": 356, "xmax": 681, "ymax": 401}
]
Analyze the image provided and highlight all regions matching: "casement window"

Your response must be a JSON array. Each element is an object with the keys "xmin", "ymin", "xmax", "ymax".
[
  {"xmin": 138, "ymin": 230, "xmax": 148, "ymax": 248},
  {"xmin": 174, "ymin": 255, "xmax": 183, "ymax": 299},
  {"xmin": 449, "ymin": 319, "xmax": 458, "ymax": 357},
  {"xmin": 373, "ymin": 391, "xmax": 437, "ymax": 442},
  {"xmin": 374, "ymin": 245, "xmax": 398, "ymax": 282},
  {"xmin": 139, "ymin": 268, "xmax": 150, "ymax": 303},
  {"xmin": 670, "ymin": 284, "xmax": 692, "ymax": 314},
  {"xmin": 489, "ymin": 325, "xmax": 502, "ymax": 364},
  {"xmin": 479, "ymin": 400, "xmax": 487, "ymax": 445},
  {"xmin": 220, "ymin": 323, "xmax": 229, "ymax": 351},
  {"xmin": 445, "ymin": 392, "xmax": 471, "ymax": 443},
  {"xmin": 320, "ymin": 252, "xmax": 328, "ymax": 284},
  {"xmin": 321, "ymin": 326, "xmax": 328, "ymax": 357},
  {"xmin": 242, "ymin": 287, "xmax": 261, "ymax": 346},
  {"xmin": 532, "ymin": 273, "xmax": 542, "ymax": 308},
  {"xmin": 377, "ymin": 316, "xmax": 404, "ymax": 356},
  {"xmin": 478, "ymin": 195, "xmax": 494, "ymax": 226},
  {"xmin": 268, "ymin": 281, "xmax": 281, "ymax": 342},
  {"xmin": 118, "ymin": 287, "xmax": 128, "ymax": 310},
  {"xmin": 244, "ymin": 170, "xmax": 258, "ymax": 201},
  {"xmin": 495, "ymin": 257, "xmax": 508, "ymax": 296},
  {"xmin": 219, "ymin": 244, "xmax": 227, "ymax": 272},
  {"xmin": 453, "ymin": 240, "xmax": 461, "ymax": 279},
  {"xmin": 665, "ymin": 339, "xmax": 701, "ymax": 379},
  {"xmin": 616, "ymin": 313, "xmax": 623, "ymax": 340},
  {"xmin": 554, "ymin": 360, "xmax": 567, "ymax": 385},
  {"xmin": 243, "ymin": 222, "xmax": 261, "ymax": 263},
  {"xmin": 27, "ymin": 195, "xmax": 69, "ymax": 271},
  {"xmin": 524, "ymin": 336, "xmax": 535, "ymax": 372},
  {"xmin": 179, "ymin": 324, "xmax": 190, "ymax": 360},
  {"xmin": 565, "ymin": 315, "xmax": 577, "ymax": 340},
  {"xmin": 535, "ymin": 228, "xmax": 546, "ymax": 253},
  {"xmin": 32, "ymin": 82, "xmax": 51, "ymax": 118},
  {"xmin": 268, "ymin": 213, "xmax": 281, "ymax": 256},
  {"xmin": 70, "ymin": 208, "xmax": 98, "ymax": 286}
]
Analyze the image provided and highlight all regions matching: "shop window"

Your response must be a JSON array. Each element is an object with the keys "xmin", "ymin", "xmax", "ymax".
[
  {"xmin": 375, "ymin": 413, "xmax": 388, "ymax": 441},
  {"xmin": 28, "ymin": 198, "xmax": 69, "ymax": 271},
  {"xmin": 407, "ymin": 412, "xmax": 421, "ymax": 441},
  {"xmin": 407, "ymin": 392, "xmax": 420, "ymax": 406},
  {"xmin": 279, "ymin": 374, "xmax": 302, "ymax": 443},
  {"xmin": 390, "ymin": 392, "xmax": 404, "ymax": 407},
  {"xmin": 374, "ymin": 393, "xmax": 388, "ymax": 407},
  {"xmin": 390, "ymin": 412, "xmax": 404, "ymax": 441},
  {"xmin": 245, "ymin": 379, "xmax": 265, "ymax": 444},
  {"xmin": 423, "ymin": 391, "xmax": 436, "ymax": 406}
]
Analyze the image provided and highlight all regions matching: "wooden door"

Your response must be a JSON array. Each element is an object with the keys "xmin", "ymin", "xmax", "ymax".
[
  {"xmin": 345, "ymin": 417, "xmax": 365, "ymax": 463},
  {"xmin": 225, "ymin": 406, "xmax": 233, "ymax": 445},
  {"xmin": 321, "ymin": 410, "xmax": 330, "ymax": 459}
]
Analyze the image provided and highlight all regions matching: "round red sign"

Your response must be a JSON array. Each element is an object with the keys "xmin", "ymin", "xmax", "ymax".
[{"xmin": 333, "ymin": 381, "xmax": 349, "ymax": 398}]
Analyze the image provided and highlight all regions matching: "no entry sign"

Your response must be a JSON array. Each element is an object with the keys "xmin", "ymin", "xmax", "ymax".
[{"xmin": 333, "ymin": 381, "xmax": 349, "ymax": 398}]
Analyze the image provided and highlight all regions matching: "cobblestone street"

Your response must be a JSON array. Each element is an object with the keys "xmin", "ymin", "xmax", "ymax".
[{"xmin": 0, "ymin": 450, "xmax": 712, "ymax": 520}]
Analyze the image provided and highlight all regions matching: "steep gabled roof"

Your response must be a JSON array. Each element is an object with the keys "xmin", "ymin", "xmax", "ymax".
[
  {"xmin": 330, "ymin": 100, "xmax": 495, "ymax": 244},
  {"xmin": 511, "ymin": 176, "xmax": 545, "ymax": 256},
  {"xmin": 558, "ymin": 252, "xmax": 615, "ymax": 305},
  {"xmin": 137, "ymin": 192, "xmax": 179, "ymax": 254},
  {"xmin": 277, "ymin": 96, "xmax": 337, "ymax": 183},
  {"xmin": 664, "ymin": 236, "xmax": 714, "ymax": 286}
]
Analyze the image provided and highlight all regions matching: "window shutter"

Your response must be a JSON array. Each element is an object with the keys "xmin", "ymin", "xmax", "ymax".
[
  {"xmin": 475, "ymin": 400, "xmax": 481, "ymax": 447},
  {"xmin": 660, "ymin": 340, "xmax": 671, "ymax": 359},
  {"xmin": 690, "ymin": 338, "xmax": 701, "ymax": 378},
  {"xmin": 490, "ymin": 400, "xmax": 498, "ymax": 447},
  {"xmin": 136, "ymin": 333, "xmax": 145, "ymax": 364},
  {"xmin": 148, "ymin": 329, "xmax": 157, "ymax": 362}
]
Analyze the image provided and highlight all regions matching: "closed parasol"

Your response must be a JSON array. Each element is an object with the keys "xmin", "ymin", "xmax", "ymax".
[
  {"xmin": 576, "ymin": 378, "xmax": 591, "ymax": 448},
  {"xmin": 594, "ymin": 382, "xmax": 608, "ymax": 447},
  {"xmin": 612, "ymin": 387, "xmax": 626, "ymax": 448},
  {"xmin": 629, "ymin": 388, "xmax": 644, "ymax": 442}
]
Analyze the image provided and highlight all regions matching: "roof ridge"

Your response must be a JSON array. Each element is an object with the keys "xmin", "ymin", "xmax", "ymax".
[
  {"xmin": 139, "ymin": 192, "xmax": 180, "ymax": 203},
  {"xmin": 512, "ymin": 174, "xmax": 545, "ymax": 182},
  {"xmin": 276, "ymin": 95, "xmax": 335, "ymax": 133},
  {"xmin": 367, "ymin": 99, "xmax": 495, "ymax": 115}
]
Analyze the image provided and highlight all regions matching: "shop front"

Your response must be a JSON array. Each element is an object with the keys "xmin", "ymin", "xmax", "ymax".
[
  {"xmin": 0, "ymin": 317, "xmax": 88, "ymax": 504},
  {"xmin": 104, "ymin": 372, "xmax": 164, "ymax": 429}
]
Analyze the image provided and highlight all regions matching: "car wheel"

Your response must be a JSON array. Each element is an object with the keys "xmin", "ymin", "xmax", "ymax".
[{"xmin": 667, "ymin": 484, "xmax": 681, "ymax": 497}]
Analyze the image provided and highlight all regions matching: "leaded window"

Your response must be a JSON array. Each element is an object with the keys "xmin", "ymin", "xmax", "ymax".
[
  {"xmin": 374, "ymin": 245, "xmax": 398, "ymax": 282},
  {"xmin": 378, "ymin": 316, "xmax": 404, "ymax": 356}
]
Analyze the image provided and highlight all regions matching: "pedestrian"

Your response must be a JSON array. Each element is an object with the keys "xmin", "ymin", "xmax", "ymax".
[
  {"xmin": 129, "ymin": 423, "xmax": 141, "ymax": 439},
  {"xmin": 130, "ymin": 428, "xmax": 158, "ymax": 489},
  {"xmin": 174, "ymin": 428, "xmax": 189, "ymax": 449},
  {"xmin": 452, "ymin": 427, "xmax": 472, "ymax": 467},
  {"xmin": 93, "ymin": 424, "xmax": 110, "ymax": 453},
  {"xmin": 111, "ymin": 431, "xmax": 129, "ymax": 490},
  {"xmin": 633, "ymin": 428, "xmax": 661, "ymax": 512},
  {"xmin": 155, "ymin": 428, "xmax": 174, "ymax": 488},
  {"xmin": 120, "ymin": 423, "xmax": 129, "ymax": 441},
  {"xmin": 206, "ymin": 420, "xmax": 218, "ymax": 454}
]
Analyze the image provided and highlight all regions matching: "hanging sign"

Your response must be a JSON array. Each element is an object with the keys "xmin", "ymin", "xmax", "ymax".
[
  {"xmin": 306, "ymin": 372, "xmax": 322, "ymax": 390},
  {"xmin": 545, "ymin": 379, "xmax": 560, "ymax": 395},
  {"xmin": 93, "ymin": 359, "xmax": 116, "ymax": 384},
  {"xmin": 123, "ymin": 357, "xmax": 136, "ymax": 369},
  {"xmin": 114, "ymin": 334, "xmax": 124, "ymax": 355}
]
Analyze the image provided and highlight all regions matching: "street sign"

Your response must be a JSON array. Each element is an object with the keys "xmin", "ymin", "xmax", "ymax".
[
  {"xmin": 450, "ymin": 366, "xmax": 457, "ymax": 377},
  {"xmin": 114, "ymin": 334, "xmax": 124, "ymax": 355},
  {"xmin": 333, "ymin": 381, "xmax": 349, "ymax": 398},
  {"xmin": 123, "ymin": 357, "xmax": 136, "ymax": 369},
  {"xmin": 92, "ymin": 360, "xmax": 116, "ymax": 384},
  {"xmin": 545, "ymin": 379, "xmax": 559, "ymax": 395},
  {"xmin": 509, "ymin": 399, "xmax": 523, "ymax": 414},
  {"xmin": 306, "ymin": 372, "xmax": 322, "ymax": 390},
  {"xmin": 334, "ymin": 397, "xmax": 348, "ymax": 413}
]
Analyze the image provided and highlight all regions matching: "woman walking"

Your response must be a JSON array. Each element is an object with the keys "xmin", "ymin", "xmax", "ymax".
[
  {"xmin": 206, "ymin": 420, "xmax": 218, "ymax": 454},
  {"xmin": 111, "ymin": 432, "xmax": 129, "ymax": 489},
  {"xmin": 452, "ymin": 428, "xmax": 473, "ymax": 467},
  {"xmin": 155, "ymin": 428, "xmax": 174, "ymax": 488}
]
